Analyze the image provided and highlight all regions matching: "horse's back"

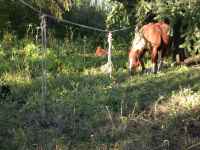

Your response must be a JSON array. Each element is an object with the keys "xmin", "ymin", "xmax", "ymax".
[
  {"xmin": 141, "ymin": 22, "xmax": 170, "ymax": 47},
  {"xmin": 155, "ymin": 22, "xmax": 170, "ymax": 46},
  {"xmin": 142, "ymin": 23, "xmax": 162, "ymax": 47}
]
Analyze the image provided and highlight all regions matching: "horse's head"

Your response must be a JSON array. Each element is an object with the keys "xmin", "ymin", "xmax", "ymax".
[
  {"xmin": 128, "ymin": 49, "xmax": 142, "ymax": 75},
  {"xmin": 128, "ymin": 30, "xmax": 146, "ymax": 75}
]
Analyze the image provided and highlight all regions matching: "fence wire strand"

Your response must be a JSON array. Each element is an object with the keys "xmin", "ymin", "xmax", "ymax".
[{"xmin": 18, "ymin": 0, "xmax": 131, "ymax": 33}]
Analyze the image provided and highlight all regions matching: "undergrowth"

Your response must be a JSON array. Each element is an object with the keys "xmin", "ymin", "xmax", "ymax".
[{"xmin": 1, "ymin": 37, "xmax": 200, "ymax": 150}]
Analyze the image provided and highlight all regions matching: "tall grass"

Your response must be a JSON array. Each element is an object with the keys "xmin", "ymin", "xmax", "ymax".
[{"xmin": 1, "ymin": 32, "xmax": 200, "ymax": 150}]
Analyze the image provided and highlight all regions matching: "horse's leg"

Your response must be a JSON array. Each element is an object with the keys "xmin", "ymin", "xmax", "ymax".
[
  {"xmin": 139, "ymin": 51, "xmax": 145, "ymax": 72},
  {"xmin": 128, "ymin": 58, "xmax": 134, "ymax": 75},
  {"xmin": 140, "ymin": 59, "xmax": 145, "ymax": 72},
  {"xmin": 157, "ymin": 51, "xmax": 163, "ymax": 72},
  {"xmin": 151, "ymin": 47, "xmax": 158, "ymax": 73},
  {"xmin": 158, "ymin": 47, "xmax": 167, "ymax": 72}
]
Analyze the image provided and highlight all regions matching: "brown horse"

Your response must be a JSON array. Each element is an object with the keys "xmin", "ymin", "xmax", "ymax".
[
  {"xmin": 95, "ymin": 46, "xmax": 108, "ymax": 57},
  {"xmin": 128, "ymin": 21, "xmax": 170, "ymax": 74}
]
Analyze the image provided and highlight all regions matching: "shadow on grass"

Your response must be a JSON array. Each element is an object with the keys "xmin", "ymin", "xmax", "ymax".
[
  {"xmin": 1, "ymin": 66, "xmax": 200, "ymax": 149},
  {"xmin": 118, "ymin": 68, "xmax": 200, "ymax": 111}
]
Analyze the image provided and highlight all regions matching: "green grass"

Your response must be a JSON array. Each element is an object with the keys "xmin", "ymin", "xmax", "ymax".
[{"xmin": 1, "ymin": 40, "xmax": 200, "ymax": 150}]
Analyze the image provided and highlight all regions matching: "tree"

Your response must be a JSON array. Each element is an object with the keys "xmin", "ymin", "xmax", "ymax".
[{"xmin": 22, "ymin": 0, "xmax": 73, "ymax": 17}]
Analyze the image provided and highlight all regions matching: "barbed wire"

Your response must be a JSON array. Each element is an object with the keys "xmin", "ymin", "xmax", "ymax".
[
  {"xmin": 18, "ymin": 0, "xmax": 131, "ymax": 33},
  {"xmin": 45, "ymin": 14, "xmax": 108, "ymax": 33}
]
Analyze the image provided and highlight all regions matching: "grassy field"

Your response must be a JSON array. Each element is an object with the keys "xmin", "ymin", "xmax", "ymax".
[{"xmin": 1, "ymin": 39, "xmax": 200, "ymax": 150}]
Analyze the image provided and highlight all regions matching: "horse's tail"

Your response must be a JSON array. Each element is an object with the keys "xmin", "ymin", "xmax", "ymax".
[{"xmin": 160, "ymin": 24, "xmax": 172, "ymax": 57}]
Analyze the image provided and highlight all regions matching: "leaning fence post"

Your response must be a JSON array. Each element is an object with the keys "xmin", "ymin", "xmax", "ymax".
[
  {"xmin": 40, "ymin": 14, "xmax": 47, "ymax": 115},
  {"xmin": 83, "ymin": 36, "xmax": 87, "ymax": 68},
  {"xmin": 107, "ymin": 32, "xmax": 113, "ymax": 78},
  {"xmin": 40, "ymin": 14, "xmax": 48, "ymax": 149}
]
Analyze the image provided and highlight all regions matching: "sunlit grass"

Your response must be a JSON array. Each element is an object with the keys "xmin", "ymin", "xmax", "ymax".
[
  {"xmin": 1, "ymin": 39, "xmax": 200, "ymax": 150},
  {"xmin": 1, "ymin": 72, "xmax": 32, "ymax": 85},
  {"xmin": 152, "ymin": 86, "xmax": 200, "ymax": 117}
]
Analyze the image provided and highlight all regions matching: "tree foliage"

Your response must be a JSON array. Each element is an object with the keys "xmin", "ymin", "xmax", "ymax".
[
  {"xmin": 115, "ymin": 0, "xmax": 200, "ymax": 56},
  {"xmin": 1, "ymin": 0, "xmax": 200, "ymax": 55},
  {"xmin": 1, "ymin": 1, "xmax": 200, "ymax": 149},
  {"xmin": 32, "ymin": 0, "xmax": 73, "ymax": 17}
]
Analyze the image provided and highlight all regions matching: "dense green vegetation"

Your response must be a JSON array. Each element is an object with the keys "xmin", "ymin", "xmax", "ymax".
[
  {"xmin": 1, "ymin": 33, "xmax": 200, "ymax": 150},
  {"xmin": 1, "ymin": 0, "xmax": 200, "ymax": 150}
]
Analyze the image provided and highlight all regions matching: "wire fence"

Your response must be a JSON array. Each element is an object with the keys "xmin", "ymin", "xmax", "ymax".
[
  {"xmin": 19, "ymin": 0, "xmax": 131, "ymax": 33},
  {"xmin": 17, "ymin": 1, "xmax": 130, "ymax": 149},
  {"xmin": 14, "ymin": 1, "xmax": 200, "ymax": 150}
]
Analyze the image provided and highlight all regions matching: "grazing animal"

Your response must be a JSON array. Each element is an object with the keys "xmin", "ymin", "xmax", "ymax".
[
  {"xmin": 95, "ymin": 46, "xmax": 108, "ymax": 57},
  {"xmin": 128, "ymin": 21, "xmax": 170, "ymax": 74}
]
